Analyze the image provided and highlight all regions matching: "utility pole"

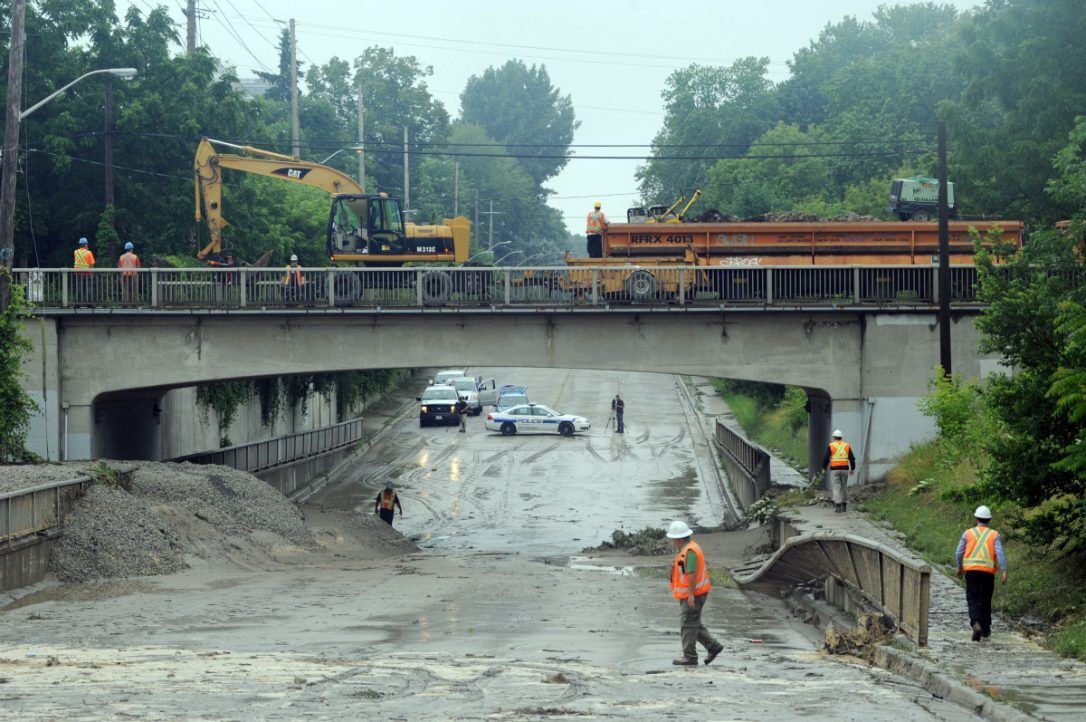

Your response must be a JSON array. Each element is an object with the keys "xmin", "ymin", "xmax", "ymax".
[
  {"xmin": 937, "ymin": 120, "xmax": 951, "ymax": 376},
  {"xmin": 356, "ymin": 83, "xmax": 365, "ymax": 190},
  {"xmin": 453, "ymin": 161, "xmax": 459, "ymax": 217},
  {"xmin": 104, "ymin": 79, "xmax": 116, "ymax": 258},
  {"xmin": 289, "ymin": 18, "xmax": 299, "ymax": 158},
  {"xmin": 0, "ymin": 0, "xmax": 26, "ymax": 309},
  {"xmin": 185, "ymin": 0, "xmax": 197, "ymax": 54},
  {"xmin": 402, "ymin": 126, "xmax": 410, "ymax": 219}
]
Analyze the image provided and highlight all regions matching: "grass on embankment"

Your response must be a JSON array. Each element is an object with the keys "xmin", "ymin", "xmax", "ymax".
[
  {"xmin": 861, "ymin": 442, "xmax": 1086, "ymax": 660},
  {"xmin": 710, "ymin": 380, "xmax": 808, "ymax": 471}
]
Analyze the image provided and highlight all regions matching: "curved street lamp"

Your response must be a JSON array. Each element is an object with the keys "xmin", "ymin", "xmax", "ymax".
[
  {"xmin": 319, "ymin": 145, "xmax": 364, "ymax": 165},
  {"xmin": 2, "ymin": 66, "xmax": 139, "ymax": 298},
  {"xmin": 20, "ymin": 67, "xmax": 137, "ymax": 120}
]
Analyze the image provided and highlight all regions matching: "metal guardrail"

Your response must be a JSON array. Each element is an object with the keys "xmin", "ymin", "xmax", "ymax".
[
  {"xmin": 0, "ymin": 476, "xmax": 91, "ymax": 542},
  {"xmin": 714, "ymin": 421, "xmax": 771, "ymax": 510},
  {"xmin": 733, "ymin": 530, "xmax": 932, "ymax": 645},
  {"xmin": 171, "ymin": 417, "xmax": 364, "ymax": 473},
  {"xmin": 11, "ymin": 265, "xmax": 988, "ymax": 311}
]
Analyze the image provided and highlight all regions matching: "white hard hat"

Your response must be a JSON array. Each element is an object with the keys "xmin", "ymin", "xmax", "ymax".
[
  {"xmin": 666, "ymin": 520, "xmax": 693, "ymax": 539},
  {"xmin": 289, "ymin": 254, "xmax": 298, "ymax": 262},
  {"xmin": 832, "ymin": 429, "xmax": 843, "ymax": 438},
  {"xmin": 974, "ymin": 505, "xmax": 992, "ymax": 520}
]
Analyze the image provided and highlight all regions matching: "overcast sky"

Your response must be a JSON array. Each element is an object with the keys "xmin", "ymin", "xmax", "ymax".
[{"xmin": 123, "ymin": 0, "xmax": 984, "ymax": 233}]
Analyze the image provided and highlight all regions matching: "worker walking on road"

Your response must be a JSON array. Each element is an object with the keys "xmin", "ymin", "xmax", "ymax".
[
  {"xmin": 73, "ymin": 236, "xmax": 96, "ymax": 304},
  {"xmin": 375, "ymin": 481, "xmax": 403, "ymax": 527},
  {"xmin": 118, "ymin": 242, "xmax": 141, "ymax": 304},
  {"xmin": 611, "ymin": 394, "xmax": 625, "ymax": 434},
  {"xmin": 667, "ymin": 520, "xmax": 724, "ymax": 666},
  {"xmin": 821, "ymin": 429, "xmax": 856, "ymax": 513},
  {"xmin": 956, "ymin": 505, "xmax": 1007, "ymax": 641},
  {"xmin": 585, "ymin": 201, "xmax": 608, "ymax": 258}
]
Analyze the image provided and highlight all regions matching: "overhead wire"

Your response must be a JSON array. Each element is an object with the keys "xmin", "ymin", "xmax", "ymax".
[{"xmin": 204, "ymin": 0, "xmax": 272, "ymax": 73}]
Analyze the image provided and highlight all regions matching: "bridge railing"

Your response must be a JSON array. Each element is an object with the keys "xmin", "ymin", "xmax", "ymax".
[
  {"xmin": 714, "ymin": 420, "xmax": 771, "ymax": 510},
  {"xmin": 170, "ymin": 417, "xmax": 364, "ymax": 473},
  {"xmin": 12, "ymin": 265, "xmax": 987, "ymax": 310}
]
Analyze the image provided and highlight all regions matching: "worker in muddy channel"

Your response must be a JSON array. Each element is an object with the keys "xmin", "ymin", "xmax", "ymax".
[
  {"xmin": 375, "ymin": 481, "xmax": 403, "ymax": 527},
  {"xmin": 457, "ymin": 395, "xmax": 469, "ymax": 433},
  {"xmin": 667, "ymin": 520, "xmax": 724, "ymax": 666},
  {"xmin": 956, "ymin": 505, "xmax": 1007, "ymax": 641}
]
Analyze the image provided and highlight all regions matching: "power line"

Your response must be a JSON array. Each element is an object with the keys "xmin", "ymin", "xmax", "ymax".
[
  {"xmin": 205, "ymin": 0, "xmax": 272, "ymax": 73},
  {"xmin": 27, "ymin": 149, "xmax": 191, "ymax": 181}
]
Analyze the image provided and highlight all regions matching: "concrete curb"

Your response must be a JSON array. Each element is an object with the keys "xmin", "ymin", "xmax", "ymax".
[
  {"xmin": 675, "ymin": 376, "xmax": 743, "ymax": 523},
  {"xmin": 871, "ymin": 645, "xmax": 1034, "ymax": 722}
]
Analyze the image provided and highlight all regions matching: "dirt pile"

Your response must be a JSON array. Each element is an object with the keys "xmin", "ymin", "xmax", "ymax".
[
  {"xmin": 823, "ymin": 613, "xmax": 896, "ymax": 655},
  {"xmin": 584, "ymin": 527, "xmax": 671, "ymax": 556},
  {"xmin": 48, "ymin": 462, "xmax": 414, "ymax": 583}
]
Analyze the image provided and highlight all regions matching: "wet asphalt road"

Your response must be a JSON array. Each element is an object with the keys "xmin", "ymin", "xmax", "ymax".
[
  {"xmin": 313, "ymin": 367, "xmax": 729, "ymax": 554},
  {"xmin": 0, "ymin": 368, "xmax": 984, "ymax": 720}
]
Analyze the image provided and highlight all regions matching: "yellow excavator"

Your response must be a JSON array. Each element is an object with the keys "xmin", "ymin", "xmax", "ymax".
[{"xmin": 193, "ymin": 137, "xmax": 470, "ymax": 265}]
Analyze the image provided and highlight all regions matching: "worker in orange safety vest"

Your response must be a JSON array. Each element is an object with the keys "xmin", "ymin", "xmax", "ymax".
[
  {"xmin": 821, "ymin": 429, "xmax": 856, "ymax": 513},
  {"xmin": 667, "ymin": 520, "xmax": 724, "ymax": 666},
  {"xmin": 585, "ymin": 201, "xmax": 608, "ymax": 259},
  {"xmin": 374, "ymin": 481, "xmax": 403, "ymax": 527},
  {"xmin": 118, "ymin": 242, "xmax": 141, "ymax": 304},
  {"xmin": 282, "ymin": 253, "xmax": 305, "ymax": 304},
  {"xmin": 73, "ymin": 237, "xmax": 96, "ymax": 304},
  {"xmin": 955, "ymin": 505, "xmax": 1007, "ymax": 641}
]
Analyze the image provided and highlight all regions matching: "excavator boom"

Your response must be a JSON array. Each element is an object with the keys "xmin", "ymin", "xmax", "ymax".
[{"xmin": 194, "ymin": 138, "xmax": 364, "ymax": 259}]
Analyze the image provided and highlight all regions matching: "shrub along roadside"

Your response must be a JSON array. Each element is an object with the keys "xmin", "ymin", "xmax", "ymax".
[
  {"xmin": 711, "ymin": 379, "xmax": 808, "ymax": 471},
  {"xmin": 862, "ymin": 442, "xmax": 1086, "ymax": 660}
]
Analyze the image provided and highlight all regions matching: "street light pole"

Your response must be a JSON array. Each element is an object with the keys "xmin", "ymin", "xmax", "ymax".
[{"xmin": 0, "ymin": 62, "xmax": 137, "ymax": 309}]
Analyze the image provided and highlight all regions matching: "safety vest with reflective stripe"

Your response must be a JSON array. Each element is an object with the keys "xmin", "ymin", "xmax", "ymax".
[
  {"xmin": 380, "ymin": 489, "xmax": 396, "ymax": 511},
  {"xmin": 118, "ymin": 252, "xmax": 141, "ymax": 276},
  {"xmin": 829, "ymin": 440, "xmax": 851, "ymax": 469},
  {"xmin": 963, "ymin": 525, "xmax": 999, "ymax": 574},
  {"xmin": 283, "ymin": 267, "xmax": 305, "ymax": 286},
  {"xmin": 671, "ymin": 539, "xmax": 712, "ymax": 600},
  {"xmin": 585, "ymin": 210, "xmax": 607, "ymax": 235},
  {"xmin": 73, "ymin": 247, "xmax": 95, "ymax": 270}
]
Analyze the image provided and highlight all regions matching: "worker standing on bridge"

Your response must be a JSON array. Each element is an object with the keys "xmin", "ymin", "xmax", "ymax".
[
  {"xmin": 73, "ymin": 237, "xmax": 95, "ymax": 304},
  {"xmin": 585, "ymin": 201, "xmax": 608, "ymax": 258},
  {"xmin": 667, "ymin": 520, "xmax": 724, "ymax": 666},
  {"xmin": 956, "ymin": 505, "xmax": 1007, "ymax": 641},
  {"xmin": 375, "ymin": 481, "xmax": 403, "ymax": 527},
  {"xmin": 822, "ymin": 429, "xmax": 855, "ymax": 513},
  {"xmin": 118, "ymin": 242, "xmax": 141, "ymax": 304},
  {"xmin": 282, "ymin": 253, "xmax": 305, "ymax": 304}
]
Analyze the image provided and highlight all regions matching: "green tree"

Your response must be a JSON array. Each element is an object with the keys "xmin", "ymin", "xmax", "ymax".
[
  {"xmin": 460, "ymin": 60, "xmax": 578, "ymax": 186},
  {"xmin": 0, "ymin": 272, "xmax": 39, "ymax": 461}
]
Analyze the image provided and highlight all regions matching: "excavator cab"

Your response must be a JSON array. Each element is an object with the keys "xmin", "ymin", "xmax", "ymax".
[{"xmin": 328, "ymin": 193, "xmax": 406, "ymax": 259}]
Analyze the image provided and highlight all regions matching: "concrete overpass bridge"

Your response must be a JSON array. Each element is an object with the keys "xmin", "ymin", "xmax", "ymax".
[{"xmin": 16, "ymin": 266, "xmax": 1002, "ymax": 479}]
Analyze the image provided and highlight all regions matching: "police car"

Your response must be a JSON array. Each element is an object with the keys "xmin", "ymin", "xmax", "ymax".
[{"xmin": 484, "ymin": 403, "xmax": 591, "ymax": 437}]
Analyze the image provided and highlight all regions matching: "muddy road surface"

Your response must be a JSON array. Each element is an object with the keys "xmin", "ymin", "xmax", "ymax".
[{"xmin": 0, "ymin": 369, "xmax": 979, "ymax": 720}]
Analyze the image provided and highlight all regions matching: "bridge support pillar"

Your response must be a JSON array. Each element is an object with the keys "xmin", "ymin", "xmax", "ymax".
[{"xmin": 806, "ymin": 390, "xmax": 831, "ymax": 487}]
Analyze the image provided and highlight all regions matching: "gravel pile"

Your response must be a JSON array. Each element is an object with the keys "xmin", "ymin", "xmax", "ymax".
[
  {"xmin": 0, "ymin": 463, "xmax": 93, "ymax": 495},
  {"xmin": 130, "ymin": 463, "xmax": 314, "ymax": 547},
  {"xmin": 47, "ymin": 462, "xmax": 321, "ymax": 583},
  {"xmin": 50, "ymin": 485, "xmax": 188, "ymax": 582},
  {"xmin": 301, "ymin": 506, "xmax": 418, "ymax": 556}
]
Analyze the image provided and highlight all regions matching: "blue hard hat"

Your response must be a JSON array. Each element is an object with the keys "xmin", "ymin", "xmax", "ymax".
[
  {"xmin": 78, "ymin": 237, "xmax": 88, "ymax": 245},
  {"xmin": 124, "ymin": 242, "xmax": 134, "ymax": 250}
]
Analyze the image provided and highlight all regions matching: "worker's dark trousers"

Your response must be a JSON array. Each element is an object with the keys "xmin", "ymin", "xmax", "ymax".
[
  {"xmin": 378, "ymin": 508, "xmax": 395, "ymax": 526},
  {"xmin": 615, "ymin": 410, "xmax": 624, "ymax": 433},
  {"xmin": 587, "ymin": 234, "xmax": 602, "ymax": 258},
  {"xmin": 965, "ymin": 570, "xmax": 995, "ymax": 636}
]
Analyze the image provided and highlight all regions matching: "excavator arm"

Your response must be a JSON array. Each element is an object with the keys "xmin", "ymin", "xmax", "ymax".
[{"xmin": 193, "ymin": 137, "xmax": 364, "ymax": 259}]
